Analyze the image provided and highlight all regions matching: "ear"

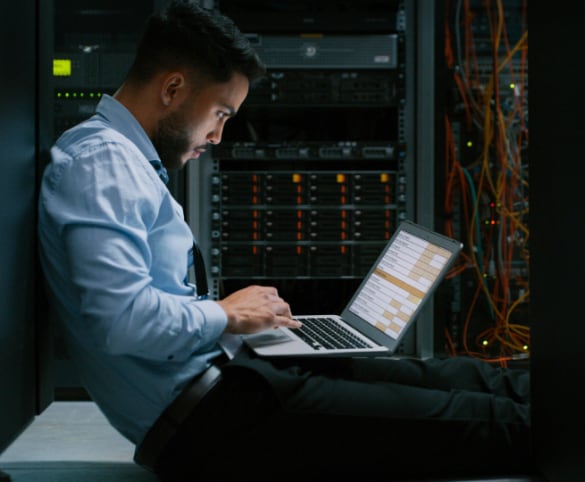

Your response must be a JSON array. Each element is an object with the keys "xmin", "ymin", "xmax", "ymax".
[{"xmin": 160, "ymin": 72, "xmax": 186, "ymax": 107}]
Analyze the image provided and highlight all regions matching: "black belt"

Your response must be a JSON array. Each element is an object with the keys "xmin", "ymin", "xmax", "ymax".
[{"xmin": 134, "ymin": 361, "xmax": 224, "ymax": 472}]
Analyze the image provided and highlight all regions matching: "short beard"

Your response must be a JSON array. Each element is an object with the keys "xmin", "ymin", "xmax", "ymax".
[{"xmin": 152, "ymin": 108, "xmax": 191, "ymax": 171}]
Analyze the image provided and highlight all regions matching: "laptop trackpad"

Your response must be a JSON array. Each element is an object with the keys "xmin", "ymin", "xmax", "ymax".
[{"xmin": 244, "ymin": 328, "xmax": 294, "ymax": 347}]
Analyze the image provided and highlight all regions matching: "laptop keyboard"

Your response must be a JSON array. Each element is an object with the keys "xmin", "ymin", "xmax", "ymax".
[{"xmin": 293, "ymin": 316, "xmax": 373, "ymax": 350}]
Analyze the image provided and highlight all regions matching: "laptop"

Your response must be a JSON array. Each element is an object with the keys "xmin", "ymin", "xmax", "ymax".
[{"xmin": 243, "ymin": 220, "xmax": 463, "ymax": 357}]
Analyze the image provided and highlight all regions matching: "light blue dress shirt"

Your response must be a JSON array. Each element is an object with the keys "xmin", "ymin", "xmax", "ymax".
[{"xmin": 38, "ymin": 94, "xmax": 227, "ymax": 444}]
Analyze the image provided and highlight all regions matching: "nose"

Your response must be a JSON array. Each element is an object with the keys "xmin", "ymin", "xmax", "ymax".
[{"xmin": 207, "ymin": 124, "xmax": 224, "ymax": 145}]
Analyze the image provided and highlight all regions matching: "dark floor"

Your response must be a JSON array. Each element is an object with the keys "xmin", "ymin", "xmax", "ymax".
[{"xmin": 0, "ymin": 401, "xmax": 541, "ymax": 482}]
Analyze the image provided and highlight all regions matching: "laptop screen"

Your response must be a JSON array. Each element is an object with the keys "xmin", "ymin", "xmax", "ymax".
[{"xmin": 344, "ymin": 220, "xmax": 462, "ymax": 345}]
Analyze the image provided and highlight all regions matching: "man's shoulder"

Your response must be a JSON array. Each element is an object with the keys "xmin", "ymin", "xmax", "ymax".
[
  {"xmin": 47, "ymin": 118, "xmax": 158, "ymax": 195},
  {"xmin": 55, "ymin": 118, "xmax": 139, "ymax": 158}
]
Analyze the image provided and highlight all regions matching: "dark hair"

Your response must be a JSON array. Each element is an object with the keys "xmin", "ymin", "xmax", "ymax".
[{"xmin": 126, "ymin": 0, "xmax": 266, "ymax": 86}]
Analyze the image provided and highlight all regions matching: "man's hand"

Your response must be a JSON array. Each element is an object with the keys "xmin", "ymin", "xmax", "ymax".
[{"xmin": 217, "ymin": 285, "xmax": 302, "ymax": 334}]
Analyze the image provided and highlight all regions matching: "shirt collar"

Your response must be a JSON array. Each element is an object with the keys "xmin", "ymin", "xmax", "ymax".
[{"xmin": 95, "ymin": 94, "xmax": 169, "ymax": 184}]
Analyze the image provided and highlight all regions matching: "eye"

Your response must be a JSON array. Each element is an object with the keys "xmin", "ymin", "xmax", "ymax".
[{"xmin": 217, "ymin": 111, "xmax": 229, "ymax": 121}]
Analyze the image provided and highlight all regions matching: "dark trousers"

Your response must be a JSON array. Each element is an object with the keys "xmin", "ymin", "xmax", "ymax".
[{"xmin": 155, "ymin": 351, "xmax": 531, "ymax": 482}]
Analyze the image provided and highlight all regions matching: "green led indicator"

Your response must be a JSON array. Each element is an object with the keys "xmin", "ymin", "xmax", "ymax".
[{"xmin": 466, "ymin": 140, "xmax": 473, "ymax": 148}]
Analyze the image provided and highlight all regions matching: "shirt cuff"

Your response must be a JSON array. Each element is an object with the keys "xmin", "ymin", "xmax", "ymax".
[{"xmin": 192, "ymin": 299, "xmax": 228, "ymax": 346}]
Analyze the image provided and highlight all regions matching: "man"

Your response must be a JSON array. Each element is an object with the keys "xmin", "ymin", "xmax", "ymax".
[{"xmin": 38, "ymin": 1, "xmax": 532, "ymax": 481}]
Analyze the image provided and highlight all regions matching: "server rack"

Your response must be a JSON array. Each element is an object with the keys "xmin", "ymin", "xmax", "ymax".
[
  {"xmin": 188, "ymin": 0, "xmax": 434, "ymax": 356},
  {"xmin": 437, "ymin": 0, "xmax": 529, "ymax": 361}
]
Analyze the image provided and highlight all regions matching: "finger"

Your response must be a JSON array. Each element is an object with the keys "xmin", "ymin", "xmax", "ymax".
[
  {"xmin": 271, "ymin": 304, "xmax": 290, "ymax": 318},
  {"xmin": 275, "ymin": 316, "xmax": 302, "ymax": 329}
]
